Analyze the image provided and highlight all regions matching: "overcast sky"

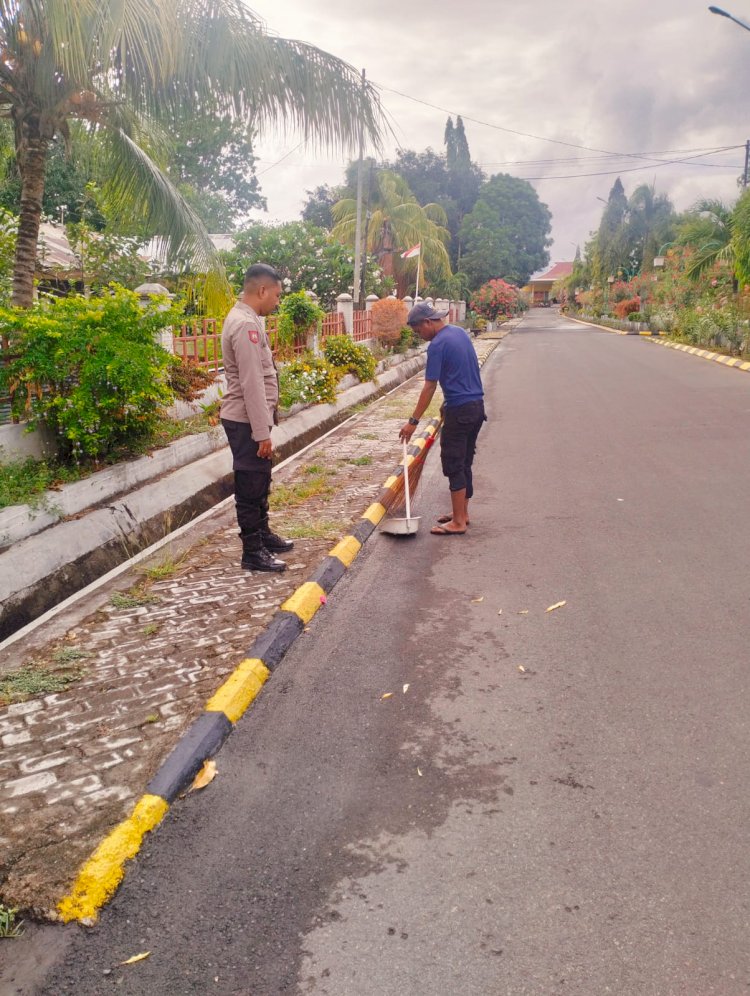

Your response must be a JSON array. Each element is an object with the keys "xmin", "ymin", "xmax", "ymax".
[{"xmin": 245, "ymin": 0, "xmax": 750, "ymax": 264}]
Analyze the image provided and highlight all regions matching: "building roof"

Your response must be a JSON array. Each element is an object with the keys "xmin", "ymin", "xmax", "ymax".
[
  {"xmin": 528, "ymin": 261, "xmax": 575, "ymax": 284},
  {"xmin": 36, "ymin": 223, "xmax": 80, "ymax": 273}
]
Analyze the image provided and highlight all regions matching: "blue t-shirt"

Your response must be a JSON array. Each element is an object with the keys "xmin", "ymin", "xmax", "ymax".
[{"xmin": 425, "ymin": 324, "xmax": 484, "ymax": 408}]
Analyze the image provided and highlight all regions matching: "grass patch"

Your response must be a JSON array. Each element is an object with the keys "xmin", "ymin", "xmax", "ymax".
[
  {"xmin": 137, "ymin": 549, "xmax": 190, "ymax": 582},
  {"xmin": 303, "ymin": 463, "xmax": 326, "ymax": 475},
  {"xmin": 0, "ymin": 457, "xmax": 85, "ymax": 510},
  {"xmin": 270, "ymin": 472, "xmax": 335, "ymax": 509},
  {"xmin": 141, "ymin": 623, "xmax": 160, "ymax": 637},
  {"xmin": 0, "ymin": 412, "xmax": 219, "ymax": 510},
  {"xmin": 357, "ymin": 432, "xmax": 379, "ymax": 440},
  {"xmin": 0, "ymin": 647, "xmax": 90, "ymax": 705},
  {"xmin": 0, "ymin": 904, "xmax": 24, "ymax": 938},
  {"xmin": 110, "ymin": 587, "xmax": 157, "ymax": 610},
  {"xmin": 275, "ymin": 518, "xmax": 342, "ymax": 540},
  {"xmin": 348, "ymin": 456, "xmax": 373, "ymax": 466}
]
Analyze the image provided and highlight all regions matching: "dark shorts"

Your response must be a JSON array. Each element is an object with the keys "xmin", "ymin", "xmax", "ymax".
[{"xmin": 440, "ymin": 399, "xmax": 486, "ymax": 496}]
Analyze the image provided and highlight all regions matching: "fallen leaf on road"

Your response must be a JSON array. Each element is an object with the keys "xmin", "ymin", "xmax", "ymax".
[
  {"xmin": 497, "ymin": 609, "xmax": 503, "ymax": 615},
  {"xmin": 319, "ymin": 594, "xmax": 327, "ymax": 605},
  {"xmin": 417, "ymin": 768, "xmax": 423, "ymax": 777},
  {"xmin": 546, "ymin": 600, "xmax": 567, "ymax": 613},
  {"xmin": 403, "ymin": 684, "xmax": 410, "ymax": 694},
  {"xmin": 471, "ymin": 596, "xmax": 484, "ymax": 603},
  {"xmin": 189, "ymin": 760, "xmax": 217, "ymax": 792},
  {"xmin": 121, "ymin": 953, "xmax": 150, "ymax": 965},
  {"xmin": 381, "ymin": 692, "xmax": 393, "ymax": 700},
  {"xmin": 518, "ymin": 610, "xmax": 529, "ymax": 615},
  {"xmin": 518, "ymin": 665, "xmax": 526, "ymax": 673}
]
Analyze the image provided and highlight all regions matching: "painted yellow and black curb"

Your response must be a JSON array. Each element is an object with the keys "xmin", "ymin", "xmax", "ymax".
[
  {"xmin": 566, "ymin": 314, "xmax": 664, "ymax": 337},
  {"xmin": 644, "ymin": 335, "xmax": 750, "ymax": 373},
  {"xmin": 57, "ymin": 336, "xmax": 503, "ymax": 925},
  {"xmin": 57, "ymin": 419, "xmax": 443, "ymax": 925}
]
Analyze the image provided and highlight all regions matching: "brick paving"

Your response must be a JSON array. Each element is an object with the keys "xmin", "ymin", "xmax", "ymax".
[{"xmin": 0, "ymin": 339, "xmax": 499, "ymax": 916}]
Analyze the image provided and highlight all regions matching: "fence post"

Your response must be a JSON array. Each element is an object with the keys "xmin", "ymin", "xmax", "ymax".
[
  {"xmin": 336, "ymin": 293, "xmax": 353, "ymax": 334},
  {"xmin": 403, "ymin": 296, "xmax": 414, "ymax": 313},
  {"xmin": 305, "ymin": 291, "xmax": 320, "ymax": 355},
  {"xmin": 135, "ymin": 282, "xmax": 175, "ymax": 353},
  {"xmin": 365, "ymin": 294, "xmax": 379, "ymax": 312}
]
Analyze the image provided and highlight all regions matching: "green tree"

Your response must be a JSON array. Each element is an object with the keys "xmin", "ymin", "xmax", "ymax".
[
  {"xmin": 460, "ymin": 173, "xmax": 552, "ymax": 288},
  {"xmin": 675, "ymin": 198, "xmax": 735, "ymax": 281},
  {"xmin": 623, "ymin": 183, "xmax": 675, "ymax": 274},
  {"xmin": 331, "ymin": 170, "xmax": 451, "ymax": 295},
  {"xmin": 301, "ymin": 184, "xmax": 343, "ymax": 230},
  {"xmin": 590, "ymin": 178, "xmax": 629, "ymax": 283},
  {"xmin": 0, "ymin": 0, "xmax": 383, "ymax": 307}
]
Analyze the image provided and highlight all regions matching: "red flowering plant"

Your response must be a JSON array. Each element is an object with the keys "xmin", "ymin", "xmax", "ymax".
[{"xmin": 471, "ymin": 279, "xmax": 522, "ymax": 321}]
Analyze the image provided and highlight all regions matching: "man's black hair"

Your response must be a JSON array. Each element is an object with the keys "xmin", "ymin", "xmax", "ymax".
[{"xmin": 243, "ymin": 263, "xmax": 282, "ymax": 287}]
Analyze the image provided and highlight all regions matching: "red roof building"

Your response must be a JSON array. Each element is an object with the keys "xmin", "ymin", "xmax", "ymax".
[{"xmin": 524, "ymin": 261, "xmax": 574, "ymax": 305}]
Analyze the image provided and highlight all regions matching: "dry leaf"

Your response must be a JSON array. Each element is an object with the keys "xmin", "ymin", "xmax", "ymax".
[
  {"xmin": 518, "ymin": 610, "xmax": 529, "ymax": 615},
  {"xmin": 381, "ymin": 692, "xmax": 393, "ymax": 700},
  {"xmin": 517, "ymin": 665, "xmax": 526, "ymax": 673},
  {"xmin": 497, "ymin": 609, "xmax": 503, "ymax": 615},
  {"xmin": 121, "ymin": 952, "xmax": 150, "ymax": 965},
  {"xmin": 546, "ymin": 600, "xmax": 567, "ymax": 613},
  {"xmin": 471, "ymin": 596, "xmax": 484, "ymax": 603},
  {"xmin": 189, "ymin": 760, "xmax": 217, "ymax": 792},
  {"xmin": 417, "ymin": 767, "xmax": 423, "ymax": 777},
  {"xmin": 402, "ymin": 683, "xmax": 410, "ymax": 694}
]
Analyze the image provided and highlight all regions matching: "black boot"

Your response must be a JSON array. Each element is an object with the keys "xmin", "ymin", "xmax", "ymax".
[
  {"xmin": 261, "ymin": 529, "xmax": 294, "ymax": 553},
  {"xmin": 240, "ymin": 532, "xmax": 287, "ymax": 573}
]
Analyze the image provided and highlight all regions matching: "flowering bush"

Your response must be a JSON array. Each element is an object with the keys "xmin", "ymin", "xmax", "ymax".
[
  {"xmin": 278, "ymin": 355, "xmax": 339, "ymax": 409},
  {"xmin": 276, "ymin": 291, "xmax": 324, "ymax": 355},
  {"xmin": 471, "ymin": 279, "xmax": 522, "ymax": 321},
  {"xmin": 323, "ymin": 335, "xmax": 376, "ymax": 382},
  {"xmin": 613, "ymin": 296, "xmax": 641, "ymax": 319},
  {"xmin": 371, "ymin": 297, "xmax": 409, "ymax": 346}
]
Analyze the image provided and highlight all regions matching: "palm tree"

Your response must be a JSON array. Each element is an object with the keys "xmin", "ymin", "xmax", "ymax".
[
  {"xmin": 626, "ymin": 183, "xmax": 675, "ymax": 273},
  {"xmin": 331, "ymin": 170, "xmax": 451, "ymax": 296},
  {"xmin": 675, "ymin": 199, "xmax": 734, "ymax": 280},
  {"xmin": 0, "ymin": 0, "xmax": 383, "ymax": 307}
]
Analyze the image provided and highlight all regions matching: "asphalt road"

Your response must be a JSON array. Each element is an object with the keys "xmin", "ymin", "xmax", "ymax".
[{"xmin": 16, "ymin": 311, "xmax": 750, "ymax": 995}]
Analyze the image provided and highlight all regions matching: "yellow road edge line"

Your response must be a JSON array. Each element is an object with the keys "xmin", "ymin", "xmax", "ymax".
[
  {"xmin": 281, "ymin": 582, "xmax": 327, "ymax": 624},
  {"xmin": 329, "ymin": 535, "xmax": 362, "ymax": 567},
  {"xmin": 58, "ymin": 794, "xmax": 169, "ymax": 924},
  {"xmin": 412, "ymin": 437, "xmax": 427, "ymax": 451},
  {"xmin": 382, "ymin": 475, "xmax": 399, "ymax": 490},
  {"xmin": 363, "ymin": 502, "xmax": 386, "ymax": 525},
  {"xmin": 205, "ymin": 659, "xmax": 270, "ymax": 724}
]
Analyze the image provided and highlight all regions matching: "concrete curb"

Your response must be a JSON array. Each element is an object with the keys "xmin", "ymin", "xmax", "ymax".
[
  {"xmin": 643, "ymin": 335, "xmax": 750, "ymax": 373},
  {"xmin": 55, "ymin": 337, "xmax": 504, "ymax": 925},
  {"xmin": 565, "ymin": 315, "xmax": 665, "ymax": 336}
]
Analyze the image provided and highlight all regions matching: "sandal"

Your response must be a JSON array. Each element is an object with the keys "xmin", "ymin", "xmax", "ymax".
[
  {"xmin": 431, "ymin": 523, "xmax": 467, "ymax": 536},
  {"xmin": 437, "ymin": 515, "xmax": 470, "ymax": 525}
]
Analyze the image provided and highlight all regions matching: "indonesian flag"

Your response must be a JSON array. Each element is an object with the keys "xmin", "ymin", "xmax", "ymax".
[{"xmin": 400, "ymin": 243, "xmax": 421, "ymax": 259}]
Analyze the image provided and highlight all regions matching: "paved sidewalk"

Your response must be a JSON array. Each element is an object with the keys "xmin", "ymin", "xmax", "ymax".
[{"xmin": 0, "ymin": 338, "xmax": 500, "ymax": 916}]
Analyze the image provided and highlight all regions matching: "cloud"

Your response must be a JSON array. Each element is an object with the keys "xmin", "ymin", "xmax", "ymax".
[{"xmin": 246, "ymin": 0, "xmax": 750, "ymax": 260}]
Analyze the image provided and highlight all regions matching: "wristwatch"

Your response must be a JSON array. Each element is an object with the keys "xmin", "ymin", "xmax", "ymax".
[{"xmin": 408, "ymin": 417, "xmax": 419, "ymax": 426}]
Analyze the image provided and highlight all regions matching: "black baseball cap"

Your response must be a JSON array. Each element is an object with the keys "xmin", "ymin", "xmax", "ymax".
[{"xmin": 406, "ymin": 303, "xmax": 449, "ymax": 326}]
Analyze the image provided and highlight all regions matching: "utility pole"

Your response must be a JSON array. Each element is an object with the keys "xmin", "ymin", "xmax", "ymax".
[{"xmin": 352, "ymin": 68, "xmax": 366, "ymax": 306}]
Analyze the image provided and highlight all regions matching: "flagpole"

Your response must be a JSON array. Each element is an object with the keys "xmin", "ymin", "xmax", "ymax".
[{"xmin": 414, "ymin": 253, "xmax": 421, "ymax": 301}]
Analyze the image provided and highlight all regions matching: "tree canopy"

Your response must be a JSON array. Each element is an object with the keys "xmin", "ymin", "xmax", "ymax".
[
  {"xmin": 460, "ymin": 173, "xmax": 552, "ymax": 288},
  {"xmin": 0, "ymin": 0, "xmax": 384, "ymax": 306}
]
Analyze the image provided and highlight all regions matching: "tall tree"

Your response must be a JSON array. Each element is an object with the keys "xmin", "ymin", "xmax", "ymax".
[
  {"xmin": 460, "ymin": 173, "xmax": 552, "ymax": 288},
  {"xmin": 331, "ymin": 170, "xmax": 451, "ymax": 295},
  {"xmin": 624, "ymin": 183, "xmax": 675, "ymax": 274},
  {"xmin": 0, "ymin": 0, "xmax": 383, "ymax": 307},
  {"xmin": 591, "ymin": 178, "xmax": 629, "ymax": 283}
]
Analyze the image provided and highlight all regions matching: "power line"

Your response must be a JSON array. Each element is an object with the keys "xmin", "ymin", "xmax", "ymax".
[
  {"xmin": 513, "ymin": 146, "xmax": 742, "ymax": 181},
  {"xmin": 376, "ymin": 81, "xmax": 742, "ymax": 169}
]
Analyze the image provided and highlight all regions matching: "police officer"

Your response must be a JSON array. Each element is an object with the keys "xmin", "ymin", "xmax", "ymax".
[{"xmin": 220, "ymin": 263, "xmax": 293, "ymax": 572}]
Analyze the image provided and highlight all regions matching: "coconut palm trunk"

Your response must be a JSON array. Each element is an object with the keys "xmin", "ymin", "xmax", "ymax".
[{"xmin": 12, "ymin": 118, "xmax": 49, "ymax": 308}]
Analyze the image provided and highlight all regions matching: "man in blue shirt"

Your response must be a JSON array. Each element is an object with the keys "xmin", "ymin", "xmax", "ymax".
[{"xmin": 399, "ymin": 303, "xmax": 486, "ymax": 535}]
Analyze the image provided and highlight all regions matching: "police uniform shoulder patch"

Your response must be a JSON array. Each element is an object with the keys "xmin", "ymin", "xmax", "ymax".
[{"xmin": 247, "ymin": 325, "xmax": 259, "ymax": 344}]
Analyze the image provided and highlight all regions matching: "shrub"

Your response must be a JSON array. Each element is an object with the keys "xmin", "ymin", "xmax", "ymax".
[
  {"xmin": 322, "ymin": 335, "xmax": 376, "ymax": 382},
  {"xmin": 626, "ymin": 312, "xmax": 644, "ymax": 323},
  {"xmin": 370, "ymin": 297, "xmax": 408, "ymax": 346},
  {"xmin": 167, "ymin": 357, "xmax": 216, "ymax": 402},
  {"xmin": 278, "ymin": 355, "xmax": 339, "ymax": 408},
  {"xmin": 0, "ymin": 287, "xmax": 180, "ymax": 459},
  {"xmin": 395, "ymin": 326, "xmax": 420, "ymax": 353},
  {"xmin": 613, "ymin": 296, "xmax": 641, "ymax": 319},
  {"xmin": 471, "ymin": 279, "xmax": 521, "ymax": 321},
  {"xmin": 276, "ymin": 292, "xmax": 325, "ymax": 353}
]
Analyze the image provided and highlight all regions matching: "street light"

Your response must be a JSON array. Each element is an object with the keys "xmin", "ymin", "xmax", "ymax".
[{"xmin": 708, "ymin": 5, "xmax": 750, "ymax": 32}]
